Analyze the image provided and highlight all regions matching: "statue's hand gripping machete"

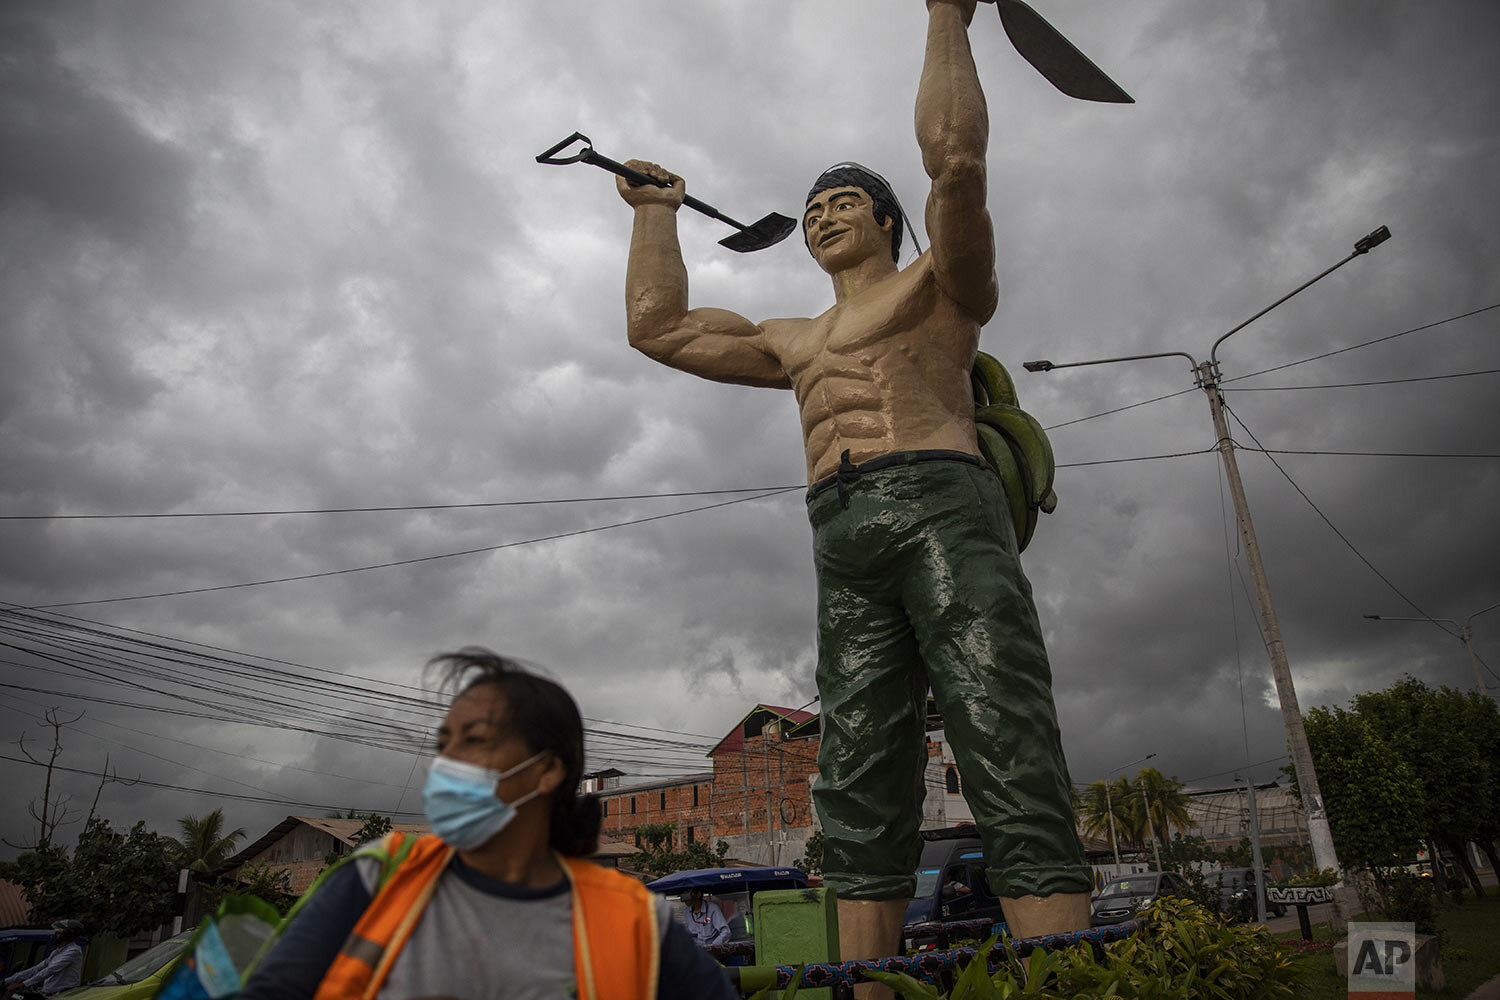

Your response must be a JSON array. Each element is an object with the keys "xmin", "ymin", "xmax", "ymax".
[
  {"xmin": 993, "ymin": 0, "xmax": 1133, "ymax": 104},
  {"xmin": 536, "ymin": 132, "xmax": 798, "ymax": 253}
]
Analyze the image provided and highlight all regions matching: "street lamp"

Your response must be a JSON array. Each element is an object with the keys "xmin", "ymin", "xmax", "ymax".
[
  {"xmin": 1104, "ymin": 752, "xmax": 1156, "ymax": 872},
  {"xmin": 1027, "ymin": 225, "xmax": 1392, "ymax": 932},
  {"xmin": 1364, "ymin": 601, "xmax": 1500, "ymax": 698}
]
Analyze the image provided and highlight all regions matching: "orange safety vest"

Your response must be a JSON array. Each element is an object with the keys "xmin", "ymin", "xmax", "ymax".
[{"xmin": 310, "ymin": 831, "xmax": 660, "ymax": 1000}]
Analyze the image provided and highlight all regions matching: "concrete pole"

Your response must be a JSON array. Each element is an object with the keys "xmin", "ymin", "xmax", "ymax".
[
  {"xmin": 1244, "ymin": 776, "xmax": 1268, "ymax": 924},
  {"xmin": 1461, "ymin": 626, "xmax": 1488, "ymax": 697},
  {"xmin": 1139, "ymin": 776, "xmax": 1163, "ymax": 872},
  {"xmin": 1105, "ymin": 780, "xmax": 1122, "ymax": 872},
  {"xmin": 1199, "ymin": 362, "xmax": 1351, "ymax": 932},
  {"xmin": 171, "ymin": 867, "xmax": 191, "ymax": 935}
]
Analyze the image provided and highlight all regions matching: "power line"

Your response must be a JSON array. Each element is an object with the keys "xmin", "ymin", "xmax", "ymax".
[
  {"xmin": 1222, "ymin": 302, "xmax": 1500, "ymax": 386},
  {"xmin": 1, "ymin": 688, "xmax": 414, "ymax": 790},
  {"xmin": 0, "ymin": 699, "xmax": 292, "ymax": 800},
  {"xmin": 1043, "ymin": 388, "xmax": 1198, "ymax": 432},
  {"xmin": 1058, "ymin": 447, "xmax": 1214, "ymax": 468},
  {"xmin": 0, "ymin": 604, "xmax": 726, "ymax": 743},
  {"xmin": 1039, "ymin": 302, "xmax": 1499, "ymax": 431},
  {"xmin": 1243, "ymin": 448, "xmax": 1500, "ymax": 460},
  {"xmin": 0, "ymin": 486, "xmax": 804, "ymax": 521},
  {"xmin": 0, "ymin": 750, "xmax": 426, "ymax": 818},
  {"xmin": 1222, "ymin": 402, "xmax": 1452, "ymax": 636},
  {"xmin": 0, "ymin": 608, "xmax": 729, "ymax": 762},
  {"xmin": 1222, "ymin": 368, "xmax": 1500, "ymax": 391},
  {"xmin": 1183, "ymin": 754, "xmax": 1290, "ymax": 786},
  {"xmin": 24, "ymin": 488, "xmax": 801, "ymax": 610}
]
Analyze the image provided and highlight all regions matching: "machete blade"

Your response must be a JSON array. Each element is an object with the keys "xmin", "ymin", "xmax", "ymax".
[{"xmin": 996, "ymin": 0, "xmax": 1134, "ymax": 104}]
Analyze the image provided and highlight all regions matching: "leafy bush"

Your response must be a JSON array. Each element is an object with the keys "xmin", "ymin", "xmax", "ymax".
[
  {"xmin": 1281, "ymin": 867, "xmax": 1338, "ymax": 887},
  {"xmin": 863, "ymin": 896, "xmax": 1305, "ymax": 999},
  {"xmin": 1355, "ymin": 867, "xmax": 1438, "ymax": 937}
]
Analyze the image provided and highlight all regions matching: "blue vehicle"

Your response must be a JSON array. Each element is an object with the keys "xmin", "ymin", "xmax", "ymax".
[
  {"xmin": 645, "ymin": 867, "xmax": 809, "ymax": 953},
  {"xmin": 903, "ymin": 831, "xmax": 1007, "ymax": 947},
  {"xmin": 1, "ymin": 929, "xmax": 64, "ymax": 987}
]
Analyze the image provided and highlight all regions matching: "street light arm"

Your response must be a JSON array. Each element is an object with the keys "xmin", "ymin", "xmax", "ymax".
[
  {"xmin": 1363, "ymin": 614, "xmax": 1459, "ymax": 627},
  {"xmin": 1210, "ymin": 225, "xmax": 1391, "ymax": 368},
  {"xmin": 1106, "ymin": 751, "xmax": 1157, "ymax": 779},
  {"xmin": 1466, "ymin": 600, "xmax": 1500, "ymax": 628},
  {"xmin": 1022, "ymin": 352, "xmax": 1199, "ymax": 376}
]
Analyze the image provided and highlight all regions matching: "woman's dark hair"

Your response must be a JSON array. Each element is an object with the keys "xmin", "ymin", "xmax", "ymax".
[
  {"xmin": 429, "ymin": 647, "xmax": 601, "ymax": 857},
  {"xmin": 805, "ymin": 162, "xmax": 905, "ymax": 261}
]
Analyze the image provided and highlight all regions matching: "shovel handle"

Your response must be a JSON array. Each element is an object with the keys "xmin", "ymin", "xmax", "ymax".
[{"xmin": 535, "ymin": 132, "xmax": 747, "ymax": 230}]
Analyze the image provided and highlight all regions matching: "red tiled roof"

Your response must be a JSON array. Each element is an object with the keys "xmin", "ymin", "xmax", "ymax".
[{"xmin": 0, "ymin": 880, "xmax": 31, "ymax": 929}]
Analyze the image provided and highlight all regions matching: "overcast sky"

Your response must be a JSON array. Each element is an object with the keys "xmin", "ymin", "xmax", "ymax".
[{"xmin": 3, "ymin": 0, "xmax": 1497, "ymax": 860}]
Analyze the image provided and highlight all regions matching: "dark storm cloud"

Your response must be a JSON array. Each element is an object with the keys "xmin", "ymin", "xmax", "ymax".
[{"xmin": 0, "ymin": 6, "xmax": 191, "ymax": 245}]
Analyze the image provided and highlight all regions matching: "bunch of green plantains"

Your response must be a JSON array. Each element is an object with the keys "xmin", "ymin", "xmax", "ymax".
[
  {"xmin": 863, "ymin": 896, "xmax": 1306, "ymax": 1000},
  {"xmin": 970, "ymin": 352, "xmax": 1055, "ymax": 553}
]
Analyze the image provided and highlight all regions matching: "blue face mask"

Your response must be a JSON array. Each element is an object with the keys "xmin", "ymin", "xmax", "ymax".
[{"xmin": 423, "ymin": 751, "xmax": 548, "ymax": 850}]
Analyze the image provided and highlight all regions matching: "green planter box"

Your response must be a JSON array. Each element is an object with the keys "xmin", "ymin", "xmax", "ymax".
[{"xmin": 753, "ymin": 887, "xmax": 840, "ymax": 999}]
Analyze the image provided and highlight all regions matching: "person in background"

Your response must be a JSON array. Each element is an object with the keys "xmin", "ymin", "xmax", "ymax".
[
  {"xmin": 239, "ymin": 647, "xmax": 735, "ymax": 999},
  {"xmin": 3, "ymin": 919, "xmax": 84, "ymax": 996},
  {"xmin": 680, "ymin": 889, "xmax": 730, "ymax": 949}
]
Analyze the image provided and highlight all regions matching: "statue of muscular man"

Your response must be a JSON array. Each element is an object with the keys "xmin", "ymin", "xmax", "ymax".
[{"xmin": 617, "ymin": 0, "xmax": 1093, "ymax": 971}]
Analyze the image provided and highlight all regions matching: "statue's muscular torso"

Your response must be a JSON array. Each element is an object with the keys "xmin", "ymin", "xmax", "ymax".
[{"xmin": 764, "ymin": 254, "xmax": 981, "ymax": 483}]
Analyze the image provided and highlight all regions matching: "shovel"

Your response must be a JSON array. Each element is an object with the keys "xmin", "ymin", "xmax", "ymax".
[
  {"xmin": 536, "ymin": 132, "xmax": 798, "ymax": 253},
  {"xmin": 993, "ymin": 0, "xmax": 1134, "ymax": 104}
]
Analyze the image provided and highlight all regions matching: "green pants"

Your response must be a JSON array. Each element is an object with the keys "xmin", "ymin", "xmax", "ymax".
[{"xmin": 807, "ymin": 458, "xmax": 1092, "ymax": 901}]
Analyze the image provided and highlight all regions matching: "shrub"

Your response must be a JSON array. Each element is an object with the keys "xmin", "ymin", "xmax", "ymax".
[
  {"xmin": 1356, "ymin": 867, "xmax": 1438, "ymax": 937},
  {"xmin": 864, "ymin": 896, "xmax": 1305, "ymax": 999}
]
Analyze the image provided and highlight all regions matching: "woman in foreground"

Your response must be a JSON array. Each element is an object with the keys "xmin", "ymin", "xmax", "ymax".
[{"xmin": 240, "ymin": 647, "xmax": 736, "ymax": 999}]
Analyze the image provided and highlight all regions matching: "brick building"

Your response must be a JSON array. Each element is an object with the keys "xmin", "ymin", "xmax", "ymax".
[
  {"xmin": 590, "ymin": 769, "xmax": 716, "ymax": 849},
  {"xmin": 707, "ymin": 704, "xmax": 821, "ymax": 866}
]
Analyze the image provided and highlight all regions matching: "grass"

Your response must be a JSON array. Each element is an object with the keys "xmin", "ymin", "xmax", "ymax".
[{"xmin": 1274, "ymin": 893, "xmax": 1500, "ymax": 999}]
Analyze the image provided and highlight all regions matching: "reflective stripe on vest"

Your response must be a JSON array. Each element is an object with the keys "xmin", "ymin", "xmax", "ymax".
[{"xmin": 311, "ymin": 832, "xmax": 660, "ymax": 1000}]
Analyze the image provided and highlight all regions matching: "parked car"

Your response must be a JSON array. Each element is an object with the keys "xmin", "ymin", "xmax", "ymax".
[
  {"xmin": 903, "ymin": 829, "xmax": 1007, "ymax": 947},
  {"xmin": 53, "ymin": 930, "xmax": 193, "ymax": 1000},
  {"xmin": 1090, "ymin": 871, "xmax": 1191, "ymax": 926},
  {"xmin": 1208, "ymin": 867, "xmax": 1286, "ymax": 921}
]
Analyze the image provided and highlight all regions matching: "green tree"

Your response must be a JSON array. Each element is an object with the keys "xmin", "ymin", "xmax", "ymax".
[
  {"xmin": 1355, "ymin": 678, "xmax": 1489, "ymax": 898},
  {"xmin": 177, "ymin": 808, "xmax": 248, "ymax": 874},
  {"xmin": 1077, "ymin": 778, "xmax": 1143, "ymax": 855},
  {"xmin": 792, "ymin": 830, "xmax": 825, "ymax": 877},
  {"xmin": 0, "ymin": 819, "xmax": 182, "ymax": 938},
  {"xmin": 1301, "ymin": 705, "xmax": 1426, "ymax": 870},
  {"xmin": 201, "ymin": 860, "xmax": 296, "ymax": 916},
  {"xmin": 628, "ymin": 823, "xmax": 729, "ymax": 878},
  {"xmin": 323, "ymin": 812, "xmax": 393, "ymax": 866},
  {"xmin": 1133, "ymin": 768, "xmax": 1193, "ymax": 847},
  {"xmin": 1463, "ymin": 691, "xmax": 1500, "ymax": 878}
]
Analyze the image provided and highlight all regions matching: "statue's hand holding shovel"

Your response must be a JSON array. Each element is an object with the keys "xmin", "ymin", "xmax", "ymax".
[{"xmin": 616, "ymin": 160, "xmax": 685, "ymax": 211}]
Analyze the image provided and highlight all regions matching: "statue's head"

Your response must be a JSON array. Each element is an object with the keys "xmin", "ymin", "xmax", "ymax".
[{"xmin": 804, "ymin": 163, "xmax": 904, "ymax": 268}]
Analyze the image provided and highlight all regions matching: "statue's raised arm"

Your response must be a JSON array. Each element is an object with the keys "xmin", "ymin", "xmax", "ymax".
[
  {"xmin": 617, "ymin": 161, "xmax": 792, "ymax": 389},
  {"xmin": 918, "ymin": 0, "xmax": 999, "ymax": 323}
]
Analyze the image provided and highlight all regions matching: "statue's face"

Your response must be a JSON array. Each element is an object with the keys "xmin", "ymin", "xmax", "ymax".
[{"xmin": 803, "ymin": 186, "xmax": 893, "ymax": 273}]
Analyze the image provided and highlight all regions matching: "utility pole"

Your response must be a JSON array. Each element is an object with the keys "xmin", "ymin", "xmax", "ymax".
[
  {"xmin": 1241, "ymin": 775, "xmax": 1268, "ymax": 924},
  {"xmin": 1105, "ymin": 752, "xmax": 1155, "ymax": 874},
  {"xmin": 1138, "ymin": 774, "xmax": 1163, "ymax": 872},
  {"xmin": 1024, "ymin": 225, "xmax": 1391, "ymax": 935},
  {"xmin": 1198, "ymin": 360, "xmax": 1342, "ymax": 883}
]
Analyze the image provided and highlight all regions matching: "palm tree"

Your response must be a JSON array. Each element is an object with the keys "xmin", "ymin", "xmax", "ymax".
[
  {"xmin": 1076, "ymin": 777, "xmax": 1144, "ymax": 854},
  {"xmin": 1134, "ymin": 768, "xmax": 1193, "ymax": 846},
  {"xmin": 178, "ymin": 808, "xmax": 248, "ymax": 874}
]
